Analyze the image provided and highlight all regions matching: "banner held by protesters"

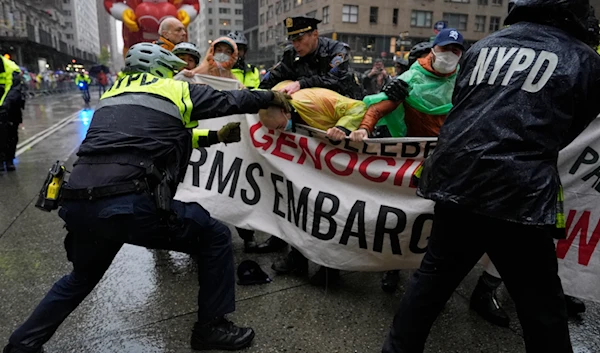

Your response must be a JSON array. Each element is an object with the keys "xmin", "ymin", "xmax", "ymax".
[{"xmin": 174, "ymin": 114, "xmax": 600, "ymax": 303}]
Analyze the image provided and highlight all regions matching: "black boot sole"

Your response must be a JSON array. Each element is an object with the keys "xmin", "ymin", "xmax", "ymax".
[{"xmin": 191, "ymin": 331, "xmax": 255, "ymax": 351}]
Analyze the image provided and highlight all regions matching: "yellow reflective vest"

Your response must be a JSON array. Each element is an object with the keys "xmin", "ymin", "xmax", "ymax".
[
  {"xmin": 102, "ymin": 72, "xmax": 195, "ymax": 127},
  {"xmin": 0, "ymin": 56, "xmax": 21, "ymax": 106},
  {"xmin": 232, "ymin": 63, "xmax": 260, "ymax": 89}
]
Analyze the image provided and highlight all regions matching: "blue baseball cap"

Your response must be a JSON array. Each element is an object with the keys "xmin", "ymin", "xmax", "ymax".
[{"xmin": 432, "ymin": 28, "xmax": 465, "ymax": 50}]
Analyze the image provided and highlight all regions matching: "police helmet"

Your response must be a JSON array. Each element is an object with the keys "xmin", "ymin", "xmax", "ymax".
[
  {"xmin": 172, "ymin": 42, "xmax": 202, "ymax": 64},
  {"xmin": 408, "ymin": 42, "xmax": 433, "ymax": 66},
  {"xmin": 227, "ymin": 31, "xmax": 248, "ymax": 46},
  {"xmin": 505, "ymin": 0, "xmax": 595, "ymax": 45},
  {"xmin": 124, "ymin": 43, "xmax": 187, "ymax": 78}
]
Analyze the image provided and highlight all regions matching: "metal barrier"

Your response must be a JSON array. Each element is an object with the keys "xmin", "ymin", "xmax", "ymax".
[{"xmin": 22, "ymin": 81, "xmax": 79, "ymax": 98}]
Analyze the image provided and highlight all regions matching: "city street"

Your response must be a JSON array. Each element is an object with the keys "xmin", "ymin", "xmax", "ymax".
[{"xmin": 0, "ymin": 92, "xmax": 599, "ymax": 353}]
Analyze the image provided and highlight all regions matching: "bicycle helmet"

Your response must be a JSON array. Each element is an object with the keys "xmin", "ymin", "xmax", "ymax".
[
  {"xmin": 408, "ymin": 42, "xmax": 433, "ymax": 66},
  {"xmin": 172, "ymin": 42, "xmax": 202, "ymax": 64},
  {"xmin": 124, "ymin": 43, "xmax": 186, "ymax": 78},
  {"xmin": 227, "ymin": 31, "xmax": 248, "ymax": 46}
]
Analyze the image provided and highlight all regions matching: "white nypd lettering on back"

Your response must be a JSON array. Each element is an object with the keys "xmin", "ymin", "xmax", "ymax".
[{"xmin": 469, "ymin": 47, "xmax": 558, "ymax": 93}]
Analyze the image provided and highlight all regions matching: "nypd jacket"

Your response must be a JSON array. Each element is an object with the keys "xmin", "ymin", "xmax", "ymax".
[
  {"xmin": 259, "ymin": 37, "xmax": 363, "ymax": 99},
  {"xmin": 72, "ymin": 73, "xmax": 274, "ymax": 191},
  {"xmin": 417, "ymin": 22, "xmax": 600, "ymax": 227}
]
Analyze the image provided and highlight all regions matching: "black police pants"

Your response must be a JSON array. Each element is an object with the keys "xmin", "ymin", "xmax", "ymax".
[
  {"xmin": 8, "ymin": 193, "xmax": 235, "ymax": 351},
  {"xmin": 0, "ymin": 108, "xmax": 7, "ymax": 161},
  {"xmin": 5, "ymin": 121, "xmax": 18, "ymax": 161},
  {"xmin": 382, "ymin": 203, "xmax": 572, "ymax": 353}
]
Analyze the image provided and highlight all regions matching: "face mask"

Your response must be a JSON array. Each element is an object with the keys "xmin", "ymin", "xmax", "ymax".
[
  {"xmin": 432, "ymin": 50, "xmax": 461, "ymax": 74},
  {"xmin": 285, "ymin": 118, "xmax": 293, "ymax": 131},
  {"xmin": 213, "ymin": 53, "xmax": 230, "ymax": 63}
]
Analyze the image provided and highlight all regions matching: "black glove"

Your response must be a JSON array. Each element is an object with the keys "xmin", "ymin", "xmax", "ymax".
[
  {"xmin": 218, "ymin": 122, "xmax": 241, "ymax": 144},
  {"xmin": 382, "ymin": 79, "xmax": 409, "ymax": 102},
  {"xmin": 271, "ymin": 91, "xmax": 293, "ymax": 113}
]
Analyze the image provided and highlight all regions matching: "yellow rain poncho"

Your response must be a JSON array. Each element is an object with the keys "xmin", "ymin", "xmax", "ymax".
[{"xmin": 273, "ymin": 81, "xmax": 366, "ymax": 131}]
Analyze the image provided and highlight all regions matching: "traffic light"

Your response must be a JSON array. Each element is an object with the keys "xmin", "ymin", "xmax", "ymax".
[{"xmin": 3, "ymin": 54, "xmax": 10, "ymax": 59}]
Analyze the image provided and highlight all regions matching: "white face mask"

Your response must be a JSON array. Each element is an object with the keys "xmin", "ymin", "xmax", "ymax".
[
  {"xmin": 432, "ymin": 49, "xmax": 461, "ymax": 74},
  {"xmin": 213, "ymin": 52, "xmax": 230, "ymax": 63}
]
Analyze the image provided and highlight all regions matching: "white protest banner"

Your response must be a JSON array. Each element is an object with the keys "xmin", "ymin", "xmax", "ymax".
[
  {"xmin": 175, "ymin": 113, "xmax": 437, "ymax": 271},
  {"xmin": 173, "ymin": 77, "xmax": 600, "ymax": 301},
  {"xmin": 173, "ymin": 73, "xmax": 242, "ymax": 89},
  {"xmin": 556, "ymin": 117, "xmax": 600, "ymax": 303}
]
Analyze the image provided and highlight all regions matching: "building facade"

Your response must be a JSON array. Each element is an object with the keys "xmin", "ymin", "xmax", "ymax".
[
  {"xmin": 62, "ymin": 0, "xmax": 99, "ymax": 58},
  {"xmin": 256, "ymin": 0, "xmax": 508, "ymax": 69},
  {"xmin": 0, "ymin": 0, "xmax": 97, "ymax": 71},
  {"xmin": 96, "ymin": 0, "xmax": 122, "ymax": 72},
  {"xmin": 243, "ymin": 0, "xmax": 263, "ymax": 64},
  {"xmin": 188, "ymin": 0, "xmax": 245, "ymax": 55}
]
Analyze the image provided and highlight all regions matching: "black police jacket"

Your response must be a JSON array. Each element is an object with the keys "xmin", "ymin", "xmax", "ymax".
[
  {"xmin": 259, "ymin": 37, "xmax": 363, "ymax": 99},
  {"xmin": 418, "ymin": 22, "xmax": 600, "ymax": 226},
  {"xmin": 72, "ymin": 74, "xmax": 274, "ymax": 191}
]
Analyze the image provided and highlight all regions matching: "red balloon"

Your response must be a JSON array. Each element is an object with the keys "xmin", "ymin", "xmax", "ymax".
[{"xmin": 135, "ymin": 2, "xmax": 178, "ymax": 33}]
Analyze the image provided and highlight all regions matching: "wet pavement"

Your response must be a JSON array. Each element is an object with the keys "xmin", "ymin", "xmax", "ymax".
[{"xmin": 1, "ymin": 92, "xmax": 599, "ymax": 353}]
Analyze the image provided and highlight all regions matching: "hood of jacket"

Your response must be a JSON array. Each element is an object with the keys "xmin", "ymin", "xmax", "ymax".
[{"xmin": 191, "ymin": 37, "xmax": 238, "ymax": 80}]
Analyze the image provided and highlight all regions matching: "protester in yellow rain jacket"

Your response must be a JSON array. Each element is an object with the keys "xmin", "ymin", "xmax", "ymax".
[{"xmin": 259, "ymin": 80, "xmax": 366, "ymax": 139}]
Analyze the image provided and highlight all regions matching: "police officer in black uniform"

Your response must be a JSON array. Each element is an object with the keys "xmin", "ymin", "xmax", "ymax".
[
  {"xmin": 0, "ymin": 55, "xmax": 24, "ymax": 172},
  {"xmin": 3, "ymin": 43, "xmax": 292, "ymax": 353},
  {"xmin": 382, "ymin": 1, "xmax": 600, "ymax": 352},
  {"xmin": 247, "ymin": 16, "xmax": 364, "ymax": 261},
  {"xmin": 260, "ymin": 16, "xmax": 363, "ymax": 99}
]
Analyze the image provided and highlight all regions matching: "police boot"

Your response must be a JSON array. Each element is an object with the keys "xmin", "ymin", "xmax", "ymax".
[
  {"xmin": 252, "ymin": 235, "xmax": 288, "ymax": 253},
  {"xmin": 565, "ymin": 295, "xmax": 586, "ymax": 316},
  {"xmin": 271, "ymin": 248, "xmax": 308, "ymax": 275},
  {"xmin": 236, "ymin": 228, "xmax": 257, "ymax": 253},
  {"xmin": 310, "ymin": 266, "xmax": 340, "ymax": 287},
  {"xmin": 3, "ymin": 344, "xmax": 44, "ymax": 353},
  {"xmin": 381, "ymin": 270, "xmax": 400, "ymax": 293},
  {"xmin": 191, "ymin": 317, "xmax": 255, "ymax": 351},
  {"xmin": 5, "ymin": 160, "xmax": 15, "ymax": 171},
  {"xmin": 470, "ymin": 272, "xmax": 510, "ymax": 327}
]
